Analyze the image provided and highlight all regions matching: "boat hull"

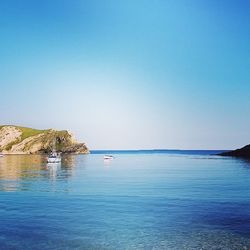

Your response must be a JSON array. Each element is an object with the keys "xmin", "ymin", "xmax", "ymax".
[
  {"xmin": 104, "ymin": 155, "xmax": 114, "ymax": 160},
  {"xmin": 47, "ymin": 158, "xmax": 61, "ymax": 163}
]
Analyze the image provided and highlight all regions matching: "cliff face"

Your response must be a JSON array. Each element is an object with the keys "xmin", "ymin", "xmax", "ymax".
[
  {"xmin": 0, "ymin": 125, "xmax": 89, "ymax": 154},
  {"xmin": 219, "ymin": 144, "xmax": 250, "ymax": 158}
]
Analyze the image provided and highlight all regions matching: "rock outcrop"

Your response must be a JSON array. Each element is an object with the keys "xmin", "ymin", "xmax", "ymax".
[
  {"xmin": 219, "ymin": 144, "xmax": 250, "ymax": 158},
  {"xmin": 0, "ymin": 125, "xmax": 89, "ymax": 154}
]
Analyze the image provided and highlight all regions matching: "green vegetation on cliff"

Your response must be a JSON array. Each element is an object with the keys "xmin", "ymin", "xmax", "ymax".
[
  {"xmin": 18, "ymin": 126, "xmax": 48, "ymax": 140},
  {"xmin": 0, "ymin": 125, "xmax": 89, "ymax": 154}
]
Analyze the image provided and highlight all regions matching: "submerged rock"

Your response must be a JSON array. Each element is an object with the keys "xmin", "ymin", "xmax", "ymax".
[
  {"xmin": 0, "ymin": 125, "xmax": 89, "ymax": 154},
  {"xmin": 219, "ymin": 144, "xmax": 250, "ymax": 158}
]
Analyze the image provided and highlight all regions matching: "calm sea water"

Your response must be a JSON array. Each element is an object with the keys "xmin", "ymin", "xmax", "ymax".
[{"xmin": 0, "ymin": 151, "xmax": 250, "ymax": 249}]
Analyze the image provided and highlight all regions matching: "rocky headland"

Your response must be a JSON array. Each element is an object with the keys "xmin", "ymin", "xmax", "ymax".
[
  {"xmin": 219, "ymin": 144, "xmax": 250, "ymax": 158},
  {"xmin": 0, "ymin": 125, "xmax": 89, "ymax": 154}
]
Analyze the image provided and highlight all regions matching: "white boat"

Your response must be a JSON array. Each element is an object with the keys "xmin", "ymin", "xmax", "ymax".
[
  {"xmin": 104, "ymin": 155, "xmax": 114, "ymax": 160},
  {"xmin": 47, "ymin": 151, "xmax": 61, "ymax": 163},
  {"xmin": 0, "ymin": 153, "xmax": 4, "ymax": 157}
]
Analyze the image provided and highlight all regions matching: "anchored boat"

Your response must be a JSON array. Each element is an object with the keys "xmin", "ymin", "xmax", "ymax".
[
  {"xmin": 47, "ymin": 151, "xmax": 61, "ymax": 163},
  {"xmin": 104, "ymin": 155, "xmax": 114, "ymax": 160}
]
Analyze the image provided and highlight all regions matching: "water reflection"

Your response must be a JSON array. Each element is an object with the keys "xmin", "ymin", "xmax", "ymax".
[
  {"xmin": 0, "ymin": 154, "xmax": 85, "ymax": 191},
  {"xmin": 0, "ymin": 155, "xmax": 45, "ymax": 180},
  {"xmin": 46, "ymin": 163, "xmax": 61, "ymax": 181},
  {"xmin": 104, "ymin": 158, "xmax": 113, "ymax": 168},
  {"xmin": 238, "ymin": 158, "xmax": 250, "ymax": 168},
  {"xmin": 61, "ymin": 154, "xmax": 77, "ymax": 168}
]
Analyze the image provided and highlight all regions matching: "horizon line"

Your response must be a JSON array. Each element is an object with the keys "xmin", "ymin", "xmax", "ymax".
[{"xmin": 90, "ymin": 148, "xmax": 230, "ymax": 151}]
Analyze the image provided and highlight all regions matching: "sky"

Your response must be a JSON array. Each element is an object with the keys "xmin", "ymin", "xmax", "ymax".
[{"xmin": 0, "ymin": 0, "xmax": 249, "ymax": 150}]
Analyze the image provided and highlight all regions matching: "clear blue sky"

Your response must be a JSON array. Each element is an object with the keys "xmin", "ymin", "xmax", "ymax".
[{"xmin": 0, "ymin": 0, "xmax": 249, "ymax": 149}]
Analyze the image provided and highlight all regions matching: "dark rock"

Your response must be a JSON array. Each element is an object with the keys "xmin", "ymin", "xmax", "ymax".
[{"xmin": 219, "ymin": 144, "xmax": 250, "ymax": 158}]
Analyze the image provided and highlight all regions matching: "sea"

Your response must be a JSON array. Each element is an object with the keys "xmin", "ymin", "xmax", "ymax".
[{"xmin": 0, "ymin": 150, "xmax": 250, "ymax": 249}]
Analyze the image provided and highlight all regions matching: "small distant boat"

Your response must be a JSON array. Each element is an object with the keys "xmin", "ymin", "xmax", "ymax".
[
  {"xmin": 104, "ymin": 155, "xmax": 114, "ymax": 160},
  {"xmin": 47, "ymin": 151, "xmax": 61, "ymax": 164},
  {"xmin": 0, "ymin": 153, "xmax": 4, "ymax": 157}
]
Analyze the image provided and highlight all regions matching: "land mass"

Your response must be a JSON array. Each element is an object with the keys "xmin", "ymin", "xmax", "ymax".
[
  {"xmin": 0, "ymin": 125, "xmax": 89, "ymax": 154},
  {"xmin": 219, "ymin": 144, "xmax": 250, "ymax": 158}
]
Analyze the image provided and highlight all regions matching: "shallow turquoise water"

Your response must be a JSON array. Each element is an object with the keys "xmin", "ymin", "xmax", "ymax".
[{"xmin": 0, "ymin": 152, "xmax": 250, "ymax": 249}]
